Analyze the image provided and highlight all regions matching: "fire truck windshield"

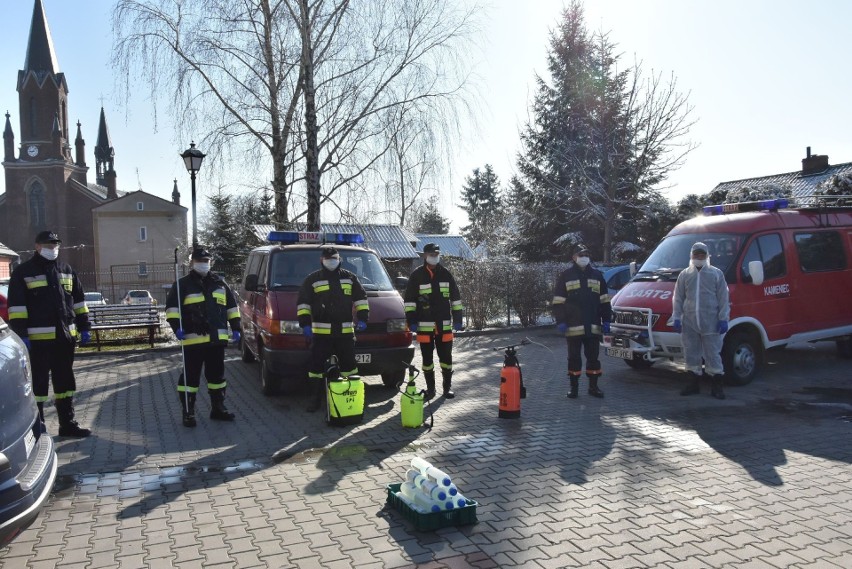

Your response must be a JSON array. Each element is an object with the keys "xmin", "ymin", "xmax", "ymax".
[{"xmin": 637, "ymin": 233, "xmax": 743, "ymax": 278}]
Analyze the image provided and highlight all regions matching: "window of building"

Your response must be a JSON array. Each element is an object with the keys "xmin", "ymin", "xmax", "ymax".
[
  {"xmin": 794, "ymin": 231, "xmax": 846, "ymax": 272},
  {"xmin": 137, "ymin": 201, "xmax": 144, "ymax": 211},
  {"xmin": 741, "ymin": 233, "xmax": 786, "ymax": 282},
  {"xmin": 139, "ymin": 226, "xmax": 147, "ymax": 242},
  {"xmin": 28, "ymin": 181, "xmax": 46, "ymax": 229},
  {"xmin": 138, "ymin": 261, "xmax": 148, "ymax": 276}
]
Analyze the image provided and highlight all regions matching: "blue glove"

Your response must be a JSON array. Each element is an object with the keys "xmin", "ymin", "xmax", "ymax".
[
  {"xmin": 232, "ymin": 330, "xmax": 241, "ymax": 343},
  {"xmin": 602, "ymin": 321, "xmax": 611, "ymax": 334},
  {"xmin": 672, "ymin": 319, "xmax": 682, "ymax": 333},
  {"xmin": 80, "ymin": 331, "xmax": 91, "ymax": 346},
  {"xmin": 22, "ymin": 337, "xmax": 31, "ymax": 351},
  {"xmin": 453, "ymin": 321, "xmax": 463, "ymax": 332},
  {"xmin": 302, "ymin": 326, "xmax": 313, "ymax": 339},
  {"xmin": 355, "ymin": 321, "xmax": 367, "ymax": 332},
  {"xmin": 409, "ymin": 323, "xmax": 418, "ymax": 333},
  {"xmin": 557, "ymin": 323, "xmax": 568, "ymax": 334},
  {"xmin": 717, "ymin": 321, "xmax": 728, "ymax": 334},
  {"xmin": 176, "ymin": 328, "xmax": 185, "ymax": 341}
]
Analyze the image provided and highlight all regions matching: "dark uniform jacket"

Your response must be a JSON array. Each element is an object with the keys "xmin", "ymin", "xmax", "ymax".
[
  {"xmin": 165, "ymin": 270, "xmax": 241, "ymax": 348},
  {"xmin": 7, "ymin": 254, "xmax": 90, "ymax": 343},
  {"xmin": 552, "ymin": 263, "xmax": 612, "ymax": 337},
  {"xmin": 404, "ymin": 263, "xmax": 464, "ymax": 337},
  {"xmin": 297, "ymin": 267, "xmax": 369, "ymax": 336}
]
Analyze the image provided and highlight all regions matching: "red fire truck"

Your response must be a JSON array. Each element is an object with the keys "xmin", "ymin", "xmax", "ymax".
[{"xmin": 603, "ymin": 198, "xmax": 852, "ymax": 384}]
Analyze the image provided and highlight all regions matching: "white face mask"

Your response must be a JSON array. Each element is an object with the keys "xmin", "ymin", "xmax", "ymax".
[
  {"xmin": 575, "ymin": 256, "xmax": 590, "ymax": 268},
  {"xmin": 193, "ymin": 262, "xmax": 211, "ymax": 275},
  {"xmin": 426, "ymin": 254, "xmax": 441, "ymax": 266},
  {"xmin": 692, "ymin": 259, "xmax": 706, "ymax": 268},
  {"xmin": 322, "ymin": 258, "xmax": 340, "ymax": 271},
  {"xmin": 39, "ymin": 247, "xmax": 59, "ymax": 261}
]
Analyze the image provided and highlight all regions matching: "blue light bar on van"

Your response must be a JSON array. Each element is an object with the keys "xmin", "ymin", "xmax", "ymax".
[
  {"xmin": 703, "ymin": 198, "xmax": 790, "ymax": 216},
  {"xmin": 267, "ymin": 231, "xmax": 364, "ymax": 245}
]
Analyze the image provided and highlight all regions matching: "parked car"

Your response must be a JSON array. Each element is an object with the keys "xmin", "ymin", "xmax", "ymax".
[
  {"xmin": 84, "ymin": 291, "xmax": 108, "ymax": 306},
  {"xmin": 0, "ymin": 278, "xmax": 8, "ymax": 322},
  {"xmin": 122, "ymin": 290, "xmax": 155, "ymax": 305},
  {"xmin": 601, "ymin": 264, "xmax": 635, "ymax": 296},
  {"xmin": 0, "ymin": 320, "xmax": 58, "ymax": 546}
]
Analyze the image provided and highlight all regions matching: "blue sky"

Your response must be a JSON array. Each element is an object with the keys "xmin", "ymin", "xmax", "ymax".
[{"xmin": 2, "ymin": 0, "xmax": 852, "ymax": 232}]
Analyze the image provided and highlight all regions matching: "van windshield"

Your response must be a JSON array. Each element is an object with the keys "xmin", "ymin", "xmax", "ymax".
[
  {"xmin": 637, "ymin": 233, "xmax": 742, "ymax": 280},
  {"xmin": 269, "ymin": 250, "xmax": 394, "ymax": 291}
]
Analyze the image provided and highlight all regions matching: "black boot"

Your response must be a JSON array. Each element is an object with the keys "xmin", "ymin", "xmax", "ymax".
[
  {"xmin": 567, "ymin": 375, "xmax": 579, "ymax": 399},
  {"xmin": 209, "ymin": 388, "xmax": 235, "ymax": 421},
  {"xmin": 179, "ymin": 392, "xmax": 197, "ymax": 427},
  {"xmin": 36, "ymin": 402, "xmax": 47, "ymax": 433},
  {"xmin": 680, "ymin": 372, "xmax": 701, "ymax": 396},
  {"xmin": 306, "ymin": 380, "xmax": 325, "ymax": 412},
  {"xmin": 423, "ymin": 370, "xmax": 436, "ymax": 402},
  {"xmin": 711, "ymin": 374, "xmax": 726, "ymax": 400},
  {"xmin": 588, "ymin": 375, "xmax": 604, "ymax": 398},
  {"xmin": 55, "ymin": 397, "xmax": 91, "ymax": 438},
  {"xmin": 442, "ymin": 371, "xmax": 455, "ymax": 399}
]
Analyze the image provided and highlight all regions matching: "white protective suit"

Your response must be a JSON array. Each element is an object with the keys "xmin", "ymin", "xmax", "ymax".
[{"xmin": 671, "ymin": 260, "xmax": 731, "ymax": 375}]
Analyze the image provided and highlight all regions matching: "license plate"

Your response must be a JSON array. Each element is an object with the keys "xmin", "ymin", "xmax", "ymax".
[
  {"xmin": 355, "ymin": 353, "xmax": 371, "ymax": 364},
  {"xmin": 24, "ymin": 429, "xmax": 36, "ymax": 457},
  {"xmin": 606, "ymin": 347, "xmax": 633, "ymax": 359}
]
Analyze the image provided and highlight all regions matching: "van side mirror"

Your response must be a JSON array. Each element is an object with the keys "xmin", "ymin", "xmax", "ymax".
[
  {"xmin": 629, "ymin": 261, "xmax": 637, "ymax": 277},
  {"xmin": 748, "ymin": 260, "xmax": 764, "ymax": 286},
  {"xmin": 394, "ymin": 276, "xmax": 409, "ymax": 292},
  {"xmin": 244, "ymin": 274, "xmax": 259, "ymax": 292}
]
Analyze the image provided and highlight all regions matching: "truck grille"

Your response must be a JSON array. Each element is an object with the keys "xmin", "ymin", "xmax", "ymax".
[{"xmin": 613, "ymin": 310, "xmax": 659, "ymax": 328}]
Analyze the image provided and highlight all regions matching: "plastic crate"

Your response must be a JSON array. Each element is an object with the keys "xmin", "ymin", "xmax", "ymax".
[{"xmin": 386, "ymin": 483, "xmax": 478, "ymax": 531}]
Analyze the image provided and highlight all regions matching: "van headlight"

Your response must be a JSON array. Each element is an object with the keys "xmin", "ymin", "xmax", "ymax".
[
  {"xmin": 278, "ymin": 320, "xmax": 302, "ymax": 335},
  {"xmin": 387, "ymin": 319, "xmax": 407, "ymax": 333}
]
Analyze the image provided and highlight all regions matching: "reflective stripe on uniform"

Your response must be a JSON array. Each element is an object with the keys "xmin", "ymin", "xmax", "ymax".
[
  {"xmin": 54, "ymin": 390, "xmax": 75, "ymax": 400},
  {"xmin": 308, "ymin": 372, "xmax": 324, "ymax": 379},
  {"xmin": 73, "ymin": 301, "xmax": 89, "ymax": 315},
  {"xmin": 218, "ymin": 329, "xmax": 230, "ymax": 341},
  {"xmin": 440, "ymin": 362, "xmax": 452, "ymax": 371},
  {"xmin": 182, "ymin": 333, "xmax": 209, "ymax": 346},
  {"xmin": 313, "ymin": 280, "xmax": 330, "ymax": 293},
  {"xmin": 183, "ymin": 293, "xmax": 205, "ymax": 305},
  {"xmin": 422, "ymin": 363, "xmax": 435, "ymax": 371},
  {"xmin": 404, "ymin": 302, "xmax": 416, "ymax": 313},
  {"xmin": 208, "ymin": 381, "xmax": 227, "ymax": 390},
  {"xmin": 166, "ymin": 307, "xmax": 180, "ymax": 319},
  {"xmin": 212, "ymin": 288, "xmax": 227, "ymax": 304},
  {"xmin": 313, "ymin": 322, "xmax": 332, "ymax": 335},
  {"xmin": 177, "ymin": 384, "xmax": 200, "ymax": 393},
  {"xmin": 566, "ymin": 325, "xmax": 586, "ymax": 336},
  {"xmin": 599, "ymin": 293, "xmax": 610, "ymax": 303},
  {"xmin": 340, "ymin": 279, "xmax": 353, "ymax": 295},
  {"xmin": 8, "ymin": 306, "xmax": 28, "ymax": 319},
  {"xmin": 354, "ymin": 299, "xmax": 368, "ymax": 311},
  {"xmin": 24, "ymin": 275, "xmax": 48, "ymax": 289},
  {"xmin": 27, "ymin": 326, "xmax": 56, "ymax": 340},
  {"xmin": 439, "ymin": 281, "xmax": 450, "ymax": 297},
  {"xmin": 552, "ymin": 295, "xmax": 566, "ymax": 305},
  {"xmin": 297, "ymin": 303, "xmax": 312, "ymax": 317},
  {"xmin": 451, "ymin": 300, "xmax": 463, "ymax": 311},
  {"xmin": 565, "ymin": 280, "xmax": 580, "ymax": 292},
  {"xmin": 226, "ymin": 307, "xmax": 239, "ymax": 319}
]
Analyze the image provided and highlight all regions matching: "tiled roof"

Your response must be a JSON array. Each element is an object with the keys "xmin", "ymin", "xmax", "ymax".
[
  {"xmin": 712, "ymin": 161, "xmax": 852, "ymax": 199},
  {"xmin": 0, "ymin": 240, "xmax": 18, "ymax": 258},
  {"xmin": 414, "ymin": 234, "xmax": 475, "ymax": 260},
  {"xmin": 252, "ymin": 224, "xmax": 420, "ymax": 259}
]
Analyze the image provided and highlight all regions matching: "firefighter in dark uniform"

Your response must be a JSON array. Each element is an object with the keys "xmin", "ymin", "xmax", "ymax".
[
  {"xmin": 165, "ymin": 246, "xmax": 241, "ymax": 427},
  {"xmin": 7, "ymin": 230, "xmax": 92, "ymax": 437},
  {"xmin": 298, "ymin": 246, "xmax": 369, "ymax": 412},
  {"xmin": 404, "ymin": 243, "xmax": 464, "ymax": 400},
  {"xmin": 552, "ymin": 245, "xmax": 612, "ymax": 399}
]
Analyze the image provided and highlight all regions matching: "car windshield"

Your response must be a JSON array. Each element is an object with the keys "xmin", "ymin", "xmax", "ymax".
[
  {"xmin": 85, "ymin": 293, "xmax": 103, "ymax": 301},
  {"xmin": 637, "ymin": 233, "xmax": 742, "ymax": 280},
  {"xmin": 129, "ymin": 291, "xmax": 149, "ymax": 297},
  {"xmin": 269, "ymin": 250, "xmax": 394, "ymax": 291}
]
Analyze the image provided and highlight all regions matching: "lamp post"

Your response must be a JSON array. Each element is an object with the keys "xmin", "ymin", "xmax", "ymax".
[{"xmin": 180, "ymin": 142, "xmax": 206, "ymax": 248}]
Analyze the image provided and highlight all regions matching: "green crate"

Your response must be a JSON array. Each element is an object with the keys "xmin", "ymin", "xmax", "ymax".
[{"xmin": 386, "ymin": 483, "xmax": 478, "ymax": 531}]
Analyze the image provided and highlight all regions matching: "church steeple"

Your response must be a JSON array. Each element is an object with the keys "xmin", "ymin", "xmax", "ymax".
[
  {"xmin": 94, "ymin": 107, "xmax": 114, "ymax": 186},
  {"xmin": 75, "ymin": 120, "xmax": 86, "ymax": 166},
  {"xmin": 172, "ymin": 179, "xmax": 181, "ymax": 205},
  {"xmin": 23, "ymin": 0, "xmax": 59, "ymax": 74},
  {"xmin": 3, "ymin": 112, "xmax": 14, "ymax": 162}
]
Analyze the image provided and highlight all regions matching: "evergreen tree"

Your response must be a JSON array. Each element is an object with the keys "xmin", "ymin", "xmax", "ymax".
[
  {"xmin": 459, "ymin": 164, "xmax": 502, "ymax": 246},
  {"xmin": 199, "ymin": 191, "xmax": 241, "ymax": 280},
  {"xmin": 409, "ymin": 194, "xmax": 451, "ymax": 234}
]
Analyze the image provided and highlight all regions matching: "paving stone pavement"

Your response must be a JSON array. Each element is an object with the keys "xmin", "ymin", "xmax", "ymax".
[{"xmin": 2, "ymin": 328, "xmax": 851, "ymax": 568}]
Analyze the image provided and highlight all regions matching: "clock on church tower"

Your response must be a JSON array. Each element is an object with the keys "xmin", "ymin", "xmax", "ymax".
[{"xmin": 27, "ymin": 144, "xmax": 39, "ymax": 157}]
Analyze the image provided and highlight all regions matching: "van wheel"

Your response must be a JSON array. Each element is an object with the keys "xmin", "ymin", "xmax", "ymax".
[
  {"xmin": 624, "ymin": 354, "xmax": 654, "ymax": 369},
  {"xmin": 241, "ymin": 336, "xmax": 256, "ymax": 363},
  {"xmin": 382, "ymin": 369, "xmax": 406, "ymax": 388},
  {"xmin": 837, "ymin": 338, "xmax": 852, "ymax": 359},
  {"xmin": 722, "ymin": 330, "xmax": 760, "ymax": 385},
  {"xmin": 260, "ymin": 353, "xmax": 279, "ymax": 396}
]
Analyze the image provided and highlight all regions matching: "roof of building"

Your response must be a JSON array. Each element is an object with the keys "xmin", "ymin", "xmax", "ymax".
[
  {"xmin": 712, "ymin": 160, "xmax": 852, "ymax": 199},
  {"xmin": 414, "ymin": 234, "xmax": 475, "ymax": 260},
  {"xmin": 0, "ymin": 240, "xmax": 19, "ymax": 258},
  {"xmin": 252, "ymin": 224, "xmax": 420, "ymax": 259}
]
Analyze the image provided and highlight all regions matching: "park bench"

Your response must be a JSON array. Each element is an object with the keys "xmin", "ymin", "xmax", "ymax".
[{"xmin": 87, "ymin": 304, "xmax": 161, "ymax": 351}]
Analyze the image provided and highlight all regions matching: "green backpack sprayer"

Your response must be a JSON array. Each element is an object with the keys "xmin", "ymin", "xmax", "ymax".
[
  {"xmin": 398, "ymin": 362, "xmax": 433, "ymax": 429},
  {"xmin": 324, "ymin": 355, "xmax": 365, "ymax": 426}
]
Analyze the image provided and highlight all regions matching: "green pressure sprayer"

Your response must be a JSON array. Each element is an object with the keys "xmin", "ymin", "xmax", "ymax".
[{"xmin": 399, "ymin": 362, "xmax": 432, "ymax": 429}]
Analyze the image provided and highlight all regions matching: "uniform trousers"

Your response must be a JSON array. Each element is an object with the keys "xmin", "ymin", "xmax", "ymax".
[
  {"xmin": 30, "ymin": 335, "xmax": 77, "ymax": 401},
  {"xmin": 180, "ymin": 344, "xmax": 226, "ymax": 391},
  {"xmin": 566, "ymin": 335, "xmax": 601, "ymax": 376}
]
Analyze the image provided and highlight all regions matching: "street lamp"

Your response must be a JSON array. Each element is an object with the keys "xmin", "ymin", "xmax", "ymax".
[{"xmin": 180, "ymin": 141, "xmax": 206, "ymax": 249}]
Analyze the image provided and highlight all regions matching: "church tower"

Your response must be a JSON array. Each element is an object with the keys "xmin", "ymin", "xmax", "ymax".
[{"xmin": 1, "ymin": 0, "xmax": 97, "ymax": 269}]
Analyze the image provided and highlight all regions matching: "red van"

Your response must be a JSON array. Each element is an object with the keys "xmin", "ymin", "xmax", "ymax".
[
  {"xmin": 603, "ymin": 198, "xmax": 852, "ymax": 384},
  {"xmin": 238, "ymin": 232, "xmax": 415, "ymax": 394}
]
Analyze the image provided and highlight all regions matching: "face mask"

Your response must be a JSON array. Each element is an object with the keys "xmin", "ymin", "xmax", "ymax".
[
  {"xmin": 692, "ymin": 259, "xmax": 706, "ymax": 268},
  {"xmin": 576, "ymin": 256, "xmax": 590, "ymax": 268},
  {"xmin": 193, "ymin": 262, "xmax": 211, "ymax": 275},
  {"xmin": 322, "ymin": 259, "xmax": 340, "ymax": 271},
  {"xmin": 426, "ymin": 255, "xmax": 441, "ymax": 266},
  {"xmin": 39, "ymin": 247, "xmax": 59, "ymax": 261}
]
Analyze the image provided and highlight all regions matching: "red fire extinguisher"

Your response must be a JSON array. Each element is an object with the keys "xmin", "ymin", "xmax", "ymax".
[{"xmin": 496, "ymin": 339, "xmax": 529, "ymax": 418}]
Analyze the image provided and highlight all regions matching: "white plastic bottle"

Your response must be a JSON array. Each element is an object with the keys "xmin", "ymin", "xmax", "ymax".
[
  {"xmin": 405, "ymin": 468, "xmax": 426, "ymax": 488},
  {"xmin": 410, "ymin": 457, "xmax": 452, "ymax": 487},
  {"xmin": 419, "ymin": 479, "xmax": 448, "ymax": 502}
]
